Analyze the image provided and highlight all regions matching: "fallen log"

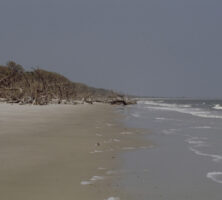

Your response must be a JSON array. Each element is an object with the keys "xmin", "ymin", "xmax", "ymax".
[
  {"xmin": 110, "ymin": 98, "xmax": 137, "ymax": 106},
  {"xmin": 110, "ymin": 100, "xmax": 127, "ymax": 105}
]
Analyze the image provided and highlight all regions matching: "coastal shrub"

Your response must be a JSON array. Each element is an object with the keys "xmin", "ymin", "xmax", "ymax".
[{"xmin": 0, "ymin": 61, "xmax": 118, "ymax": 104}]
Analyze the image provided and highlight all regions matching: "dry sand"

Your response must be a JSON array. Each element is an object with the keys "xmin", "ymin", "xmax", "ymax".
[{"xmin": 0, "ymin": 103, "xmax": 150, "ymax": 200}]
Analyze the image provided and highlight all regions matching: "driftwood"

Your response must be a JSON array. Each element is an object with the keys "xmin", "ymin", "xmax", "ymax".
[
  {"xmin": 110, "ymin": 100, "xmax": 127, "ymax": 105},
  {"xmin": 84, "ymin": 97, "xmax": 93, "ymax": 104},
  {"xmin": 109, "ymin": 97, "xmax": 137, "ymax": 105}
]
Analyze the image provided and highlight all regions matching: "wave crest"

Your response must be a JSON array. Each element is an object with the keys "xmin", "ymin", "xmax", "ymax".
[{"xmin": 139, "ymin": 100, "xmax": 222, "ymax": 119}]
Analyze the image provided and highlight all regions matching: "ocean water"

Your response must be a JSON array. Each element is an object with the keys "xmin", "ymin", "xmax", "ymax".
[{"xmin": 120, "ymin": 99, "xmax": 222, "ymax": 200}]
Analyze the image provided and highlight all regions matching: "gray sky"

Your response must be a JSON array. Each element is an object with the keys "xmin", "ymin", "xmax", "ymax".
[{"xmin": 0, "ymin": 0, "xmax": 222, "ymax": 98}]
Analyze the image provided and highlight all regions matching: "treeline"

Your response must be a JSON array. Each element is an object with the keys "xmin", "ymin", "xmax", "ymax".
[{"xmin": 0, "ymin": 61, "xmax": 121, "ymax": 105}]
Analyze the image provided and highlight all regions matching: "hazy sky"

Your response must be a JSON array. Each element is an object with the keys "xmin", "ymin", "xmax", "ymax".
[{"xmin": 0, "ymin": 0, "xmax": 222, "ymax": 98}]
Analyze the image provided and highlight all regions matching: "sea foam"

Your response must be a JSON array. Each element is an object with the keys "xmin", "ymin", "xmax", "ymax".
[
  {"xmin": 185, "ymin": 137, "xmax": 207, "ymax": 147},
  {"xmin": 162, "ymin": 129, "xmax": 178, "ymax": 135},
  {"xmin": 141, "ymin": 100, "xmax": 222, "ymax": 119},
  {"xmin": 213, "ymin": 104, "xmax": 222, "ymax": 110},
  {"xmin": 90, "ymin": 176, "xmax": 104, "ymax": 181},
  {"xmin": 206, "ymin": 172, "xmax": 222, "ymax": 184},
  {"xmin": 90, "ymin": 150, "xmax": 103, "ymax": 154},
  {"xmin": 192, "ymin": 126, "xmax": 212, "ymax": 129},
  {"xmin": 120, "ymin": 131, "xmax": 133, "ymax": 135},
  {"xmin": 81, "ymin": 181, "xmax": 92, "ymax": 185},
  {"xmin": 189, "ymin": 147, "xmax": 222, "ymax": 162},
  {"xmin": 105, "ymin": 197, "xmax": 120, "ymax": 200},
  {"xmin": 81, "ymin": 176, "xmax": 104, "ymax": 186}
]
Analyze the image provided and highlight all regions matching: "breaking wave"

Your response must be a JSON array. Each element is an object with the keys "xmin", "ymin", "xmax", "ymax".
[
  {"xmin": 213, "ymin": 104, "xmax": 222, "ymax": 110},
  {"xmin": 139, "ymin": 100, "xmax": 222, "ymax": 119}
]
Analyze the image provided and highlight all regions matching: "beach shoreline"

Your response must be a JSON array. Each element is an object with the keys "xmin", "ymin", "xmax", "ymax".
[{"xmin": 0, "ymin": 103, "xmax": 151, "ymax": 200}]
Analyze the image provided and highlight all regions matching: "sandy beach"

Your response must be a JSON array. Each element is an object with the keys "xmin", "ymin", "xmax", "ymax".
[{"xmin": 0, "ymin": 103, "xmax": 150, "ymax": 200}]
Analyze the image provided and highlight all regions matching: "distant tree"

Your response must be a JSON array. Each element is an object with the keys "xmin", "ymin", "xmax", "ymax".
[{"xmin": 6, "ymin": 61, "xmax": 24, "ymax": 73}]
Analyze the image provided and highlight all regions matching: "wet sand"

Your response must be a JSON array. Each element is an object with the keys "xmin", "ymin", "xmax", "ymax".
[
  {"xmin": 0, "ymin": 103, "xmax": 150, "ymax": 200},
  {"xmin": 120, "ymin": 102, "xmax": 222, "ymax": 200}
]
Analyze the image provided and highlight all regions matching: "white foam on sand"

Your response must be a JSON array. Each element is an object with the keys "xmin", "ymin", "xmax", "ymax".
[
  {"xmin": 106, "ymin": 169, "xmax": 130, "ymax": 175},
  {"xmin": 90, "ymin": 176, "xmax": 104, "ymax": 181},
  {"xmin": 90, "ymin": 150, "xmax": 103, "ymax": 154},
  {"xmin": 206, "ymin": 172, "xmax": 222, "ymax": 184},
  {"xmin": 192, "ymin": 126, "xmax": 212, "ymax": 129},
  {"xmin": 189, "ymin": 147, "xmax": 222, "ymax": 162},
  {"xmin": 142, "ymin": 100, "xmax": 222, "ymax": 119},
  {"xmin": 80, "ymin": 181, "xmax": 92, "ymax": 185},
  {"xmin": 185, "ymin": 137, "xmax": 207, "ymax": 147},
  {"xmin": 105, "ymin": 197, "xmax": 120, "ymax": 200},
  {"xmin": 81, "ymin": 176, "xmax": 104, "ymax": 186},
  {"xmin": 120, "ymin": 131, "xmax": 133, "ymax": 135},
  {"xmin": 155, "ymin": 117, "xmax": 167, "ymax": 120},
  {"xmin": 162, "ymin": 129, "xmax": 178, "ymax": 135},
  {"xmin": 155, "ymin": 117, "xmax": 181, "ymax": 121}
]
